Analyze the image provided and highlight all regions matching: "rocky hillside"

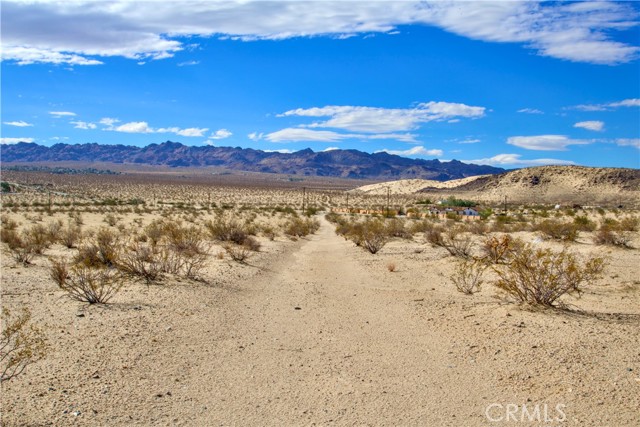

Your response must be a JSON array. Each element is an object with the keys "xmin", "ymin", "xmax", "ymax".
[{"xmin": 0, "ymin": 141, "xmax": 503, "ymax": 180}]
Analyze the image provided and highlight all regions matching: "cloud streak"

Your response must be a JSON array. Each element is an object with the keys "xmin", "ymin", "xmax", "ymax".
[
  {"xmin": 469, "ymin": 153, "xmax": 575, "ymax": 167},
  {"xmin": 507, "ymin": 135, "xmax": 591, "ymax": 151}
]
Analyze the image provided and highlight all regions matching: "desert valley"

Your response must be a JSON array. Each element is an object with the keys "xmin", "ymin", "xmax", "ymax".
[{"xmin": 1, "ymin": 164, "xmax": 639, "ymax": 426}]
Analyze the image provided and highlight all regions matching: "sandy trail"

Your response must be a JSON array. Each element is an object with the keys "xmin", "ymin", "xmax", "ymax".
[{"xmin": 186, "ymin": 218, "xmax": 497, "ymax": 426}]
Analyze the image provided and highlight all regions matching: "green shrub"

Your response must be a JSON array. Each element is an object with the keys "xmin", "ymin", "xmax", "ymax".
[{"xmin": 492, "ymin": 244, "xmax": 605, "ymax": 307}]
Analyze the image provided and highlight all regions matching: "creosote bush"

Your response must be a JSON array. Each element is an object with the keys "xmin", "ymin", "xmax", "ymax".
[
  {"xmin": 492, "ymin": 244, "xmax": 605, "ymax": 307},
  {"xmin": 426, "ymin": 225, "xmax": 474, "ymax": 258},
  {"xmin": 451, "ymin": 259, "xmax": 486, "ymax": 295},
  {"xmin": 1, "ymin": 308, "xmax": 47, "ymax": 382},
  {"xmin": 535, "ymin": 219, "xmax": 578, "ymax": 242},
  {"xmin": 284, "ymin": 217, "xmax": 320, "ymax": 238},
  {"xmin": 50, "ymin": 257, "xmax": 122, "ymax": 304}
]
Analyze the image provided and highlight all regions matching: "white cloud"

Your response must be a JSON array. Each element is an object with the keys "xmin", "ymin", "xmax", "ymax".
[
  {"xmin": 49, "ymin": 111, "xmax": 76, "ymax": 117},
  {"xmin": 572, "ymin": 98, "xmax": 640, "ymax": 111},
  {"xmin": 248, "ymin": 132, "xmax": 263, "ymax": 141},
  {"xmin": 574, "ymin": 120, "xmax": 604, "ymax": 132},
  {"xmin": 99, "ymin": 117, "xmax": 120, "ymax": 127},
  {"xmin": 3, "ymin": 1, "xmax": 636, "ymax": 65},
  {"xmin": 377, "ymin": 146, "xmax": 444, "ymax": 158},
  {"xmin": 1, "ymin": 137, "xmax": 34, "ymax": 144},
  {"xmin": 101, "ymin": 119, "xmax": 208, "ymax": 137},
  {"xmin": 507, "ymin": 135, "xmax": 590, "ymax": 151},
  {"xmin": 469, "ymin": 153, "xmax": 575, "ymax": 167},
  {"xmin": 262, "ymin": 127, "xmax": 422, "ymax": 144},
  {"xmin": 517, "ymin": 108, "xmax": 544, "ymax": 114},
  {"xmin": 71, "ymin": 120, "xmax": 97, "ymax": 130},
  {"xmin": 608, "ymin": 98, "xmax": 640, "ymax": 108},
  {"xmin": 615, "ymin": 138, "xmax": 640, "ymax": 149},
  {"xmin": 263, "ymin": 149, "xmax": 294, "ymax": 154},
  {"xmin": 3, "ymin": 120, "xmax": 33, "ymax": 127},
  {"xmin": 264, "ymin": 128, "xmax": 350, "ymax": 143},
  {"xmin": 281, "ymin": 102, "xmax": 485, "ymax": 133},
  {"xmin": 208, "ymin": 129, "xmax": 232, "ymax": 140},
  {"xmin": 458, "ymin": 139, "xmax": 481, "ymax": 144},
  {"xmin": 114, "ymin": 121, "xmax": 154, "ymax": 133},
  {"xmin": 177, "ymin": 60, "xmax": 200, "ymax": 67}
]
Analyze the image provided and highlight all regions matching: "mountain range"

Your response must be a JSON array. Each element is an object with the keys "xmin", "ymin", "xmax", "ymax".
[{"xmin": 0, "ymin": 141, "xmax": 504, "ymax": 180}]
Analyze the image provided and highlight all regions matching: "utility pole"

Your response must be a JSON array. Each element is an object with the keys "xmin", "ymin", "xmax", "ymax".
[
  {"xmin": 387, "ymin": 187, "xmax": 390, "ymax": 218},
  {"xmin": 302, "ymin": 186, "xmax": 306, "ymax": 212}
]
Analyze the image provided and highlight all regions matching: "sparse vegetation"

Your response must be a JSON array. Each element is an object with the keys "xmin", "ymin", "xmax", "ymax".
[
  {"xmin": 451, "ymin": 259, "xmax": 485, "ymax": 295},
  {"xmin": 1, "ymin": 308, "xmax": 47, "ymax": 382}
]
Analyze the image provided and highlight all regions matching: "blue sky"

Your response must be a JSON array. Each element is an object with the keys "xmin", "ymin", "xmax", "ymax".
[{"xmin": 1, "ymin": 1, "xmax": 639, "ymax": 169}]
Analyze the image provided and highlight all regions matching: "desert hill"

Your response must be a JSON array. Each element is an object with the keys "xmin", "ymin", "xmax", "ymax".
[
  {"xmin": 0, "ymin": 141, "xmax": 503, "ymax": 181},
  {"xmin": 354, "ymin": 166, "xmax": 640, "ymax": 206}
]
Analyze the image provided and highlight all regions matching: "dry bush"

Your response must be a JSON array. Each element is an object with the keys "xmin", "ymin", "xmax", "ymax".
[
  {"xmin": 385, "ymin": 218, "xmax": 412, "ymax": 239},
  {"xmin": 466, "ymin": 220, "xmax": 488, "ymax": 236},
  {"xmin": 387, "ymin": 262, "xmax": 397, "ymax": 272},
  {"xmin": 480, "ymin": 234, "xmax": 521, "ymax": 264},
  {"xmin": 1, "ymin": 229, "xmax": 37, "ymax": 265},
  {"xmin": 593, "ymin": 225, "xmax": 633, "ymax": 248},
  {"xmin": 74, "ymin": 228, "xmax": 120, "ymax": 268},
  {"xmin": 116, "ymin": 242, "xmax": 163, "ymax": 283},
  {"xmin": 492, "ymin": 244, "xmax": 605, "ymax": 307},
  {"xmin": 104, "ymin": 213, "xmax": 119, "ymax": 226},
  {"xmin": 1, "ymin": 216, "xmax": 18, "ymax": 231},
  {"xmin": 573, "ymin": 215, "xmax": 597, "ymax": 232},
  {"xmin": 451, "ymin": 259, "xmax": 486, "ymax": 295},
  {"xmin": 23, "ymin": 224, "xmax": 51, "ymax": 254},
  {"xmin": 60, "ymin": 221, "xmax": 82, "ymax": 248},
  {"xmin": 360, "ymin": 219, "xmax": 390, "ymax": 254},
  {"xmin": 535, "ymin": 219, "xmax": 578, "ymax": 242},
  {"xmin": 223, "ymin": 242, "xmax": 253, "ymax": 263},
  {"xmin": 284, "ymin": 217, "xmax": 320, "ymax": 238},
  {"xmin": 426, "ymin": 226, "xmax": 474, "ymax": 258},
  {"xmin": 408, "ymin": 218, "xmax": 437, "ymax": 234},
  {"xmin": 204, "ymin": 214, "xmax": 250, "ymax": 244},
  {"xmin": 50, "ymin": 258, "xmax": 122, "ymax": 304},
  {"xmin": 45, "ymin": 219, "xmax": 64, "ymax": 244},
  {"xmin": 1, "ymin": 308, "xmax": 47, "ymax": 382}
]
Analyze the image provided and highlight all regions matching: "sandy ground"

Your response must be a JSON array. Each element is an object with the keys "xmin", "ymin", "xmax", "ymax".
[{"xmin": 1, "ymin": 216, "xmax": 639, "ymax": 426}]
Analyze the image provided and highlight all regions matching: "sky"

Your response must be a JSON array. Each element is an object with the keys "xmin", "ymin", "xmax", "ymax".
[{"xmin": 1, "ymin": 0, "xmax": 639, "ymax": 169}]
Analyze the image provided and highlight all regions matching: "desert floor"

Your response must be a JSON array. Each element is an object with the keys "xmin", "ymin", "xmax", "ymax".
[{"xmin": 2, "ymin": 213, "xmax": 639, "ymax": 426}]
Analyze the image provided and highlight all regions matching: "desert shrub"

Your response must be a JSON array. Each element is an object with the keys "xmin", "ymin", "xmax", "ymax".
[
  {"xmin": 385, "ymin": 218, "xmax": 412, "ymax": 239},
  {"xmin": 573, "ymin": 215, "xmax": 597, "ymax": 232},
  {"xmin": 593, "ymin": 225, "xmax": 633, "ymax": 248},
  {"xmin": 1, "ymin": 308, "xmax": 47, "ymax": 382},
  {"xmin": 1, "ymin": 230, "xmax": 37, "ymax": 265},
  {"xmin": 324, "ymin": 212, "xmax": 342, "ymax": 224},
  {"xmin": 45, "ymin": 220, "xmax": 64, "ymax": 244},
  {"xmin": 50, "ymin": 258, "xmax": 122, "ymax": 304},
  {"xmin": 116, "ymin": 242, "xmax": 163, "ymax": 283},
  {"xmin": 223, "ymin": 242, "xmax": 253, "ymax": 263},
  {"xmin": 426, "ymin": 226, "xmax": 474, "ymax": 258},
  {"xmin": 618, "ymin": 216, "xmax": 639, "ymax": 232},
  {"xmin": 260, "ymin": 224, "xmax": 278, "ymax": 241},
  {"xmin": 204, "ymin": 215, "xmax": 249, "ymax": 244},
  {"xmin": 284, "ymin": 217, "xmax": 320, "ymax": 238},
  {"xmin": 480, "ymin": 234, "xmax": 521, "ymax": 264},
  {"xmin": 23, "ymin": 224, "xmax": 51, "ymax": 254},
  {"xmin": 387, "ymin": 262, "xmax": 397, "ymax": 272},
  {"xmin": 467, "ymin": 220, "xmax": 488, "ymax": 235},
  {"xmin": 451, "ymin": 259, "xmax": 486, "ymax": 295},
  {"xmin": 359, "ymin": 219, "xmax": 390, "ymax": 254},
  {"xmin": 492, "ymin": 244, "xmax": 605, "ymax": 307},
  {"xmin": 60, "ymin": 221, "xmax": 82, "ymax": 248},
  {"xmin": 408, "ymin": 218, "xmax": 437, "ymax": 234},
  {"xmin": 535, "ymin": 219, "xmax": 578, "ymax": 242},
  {"xmin": 104, "ymin": 213, "xmax": 119, "ymax": 226},
  {"xmin": 1, "ymin": 216, "xmax": 18, "ymax": 231},
  {"xmin": 74, "ymin": 228, "xmax": 120, "ymax": 268}
]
